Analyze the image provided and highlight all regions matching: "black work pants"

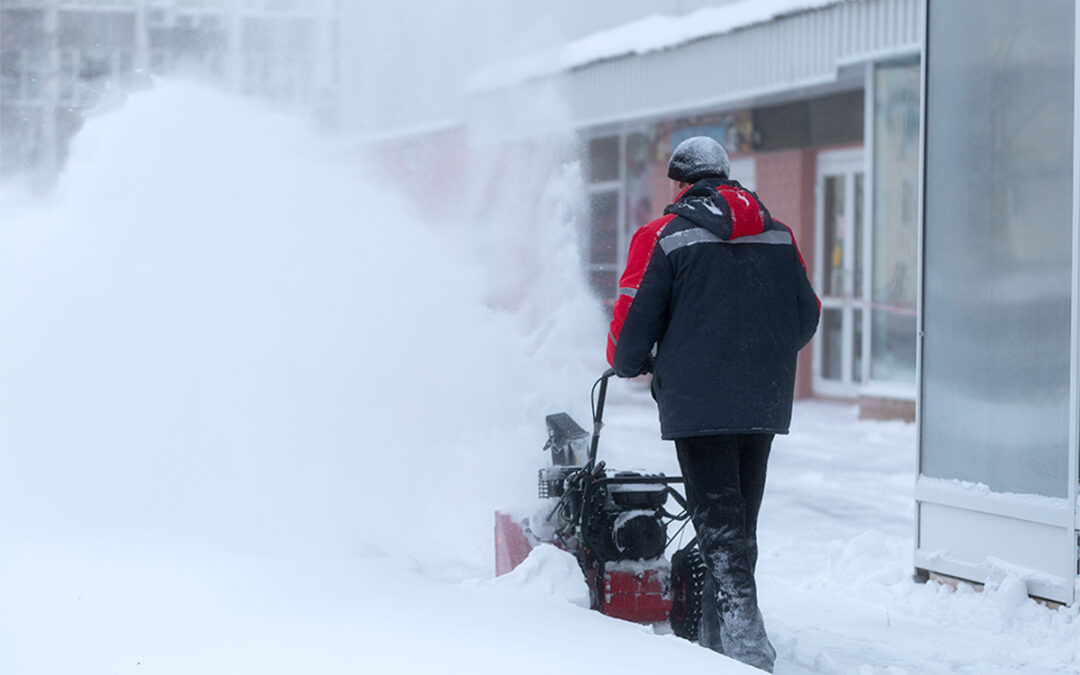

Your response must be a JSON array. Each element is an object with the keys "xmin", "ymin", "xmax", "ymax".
[{"xmin": 675, "ymin": 433, "xmax": 776, "ymax": 673}]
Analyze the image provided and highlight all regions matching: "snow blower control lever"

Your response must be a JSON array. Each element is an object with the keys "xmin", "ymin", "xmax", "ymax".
[
  {"xmin": 587, "ymin": 367, "xmax": 616, "ymax": 470},
  {"xmin": 495, "ymin": 369, "xmax": 708, "ymax": 640}
]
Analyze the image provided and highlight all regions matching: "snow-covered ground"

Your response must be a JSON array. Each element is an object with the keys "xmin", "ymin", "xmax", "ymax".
[
  {"xmin": 599, "ymin": 388, "xmax": 1079, "ymax": 675},
  {"xmin": 5, "ymin": 389, "xmax": 1077, "ymax": 674},
  {"xmin": 2, "ymin": 82, "xmax": 1077, "ymax": 675}
]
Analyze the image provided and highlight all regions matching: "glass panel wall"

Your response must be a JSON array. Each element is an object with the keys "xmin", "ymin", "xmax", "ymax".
[
  {"xmin": 922, "ymin": 0, "xmax": 1074, "ymax": 497},
  {"xmin": 872, "ymin": 59, "xmax": 920, "ymax": 384}
]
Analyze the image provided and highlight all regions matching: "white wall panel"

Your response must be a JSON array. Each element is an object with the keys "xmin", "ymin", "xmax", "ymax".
[{"xmin": 916, "ymin": 502, "xmax": 1073, "ymax": 602}]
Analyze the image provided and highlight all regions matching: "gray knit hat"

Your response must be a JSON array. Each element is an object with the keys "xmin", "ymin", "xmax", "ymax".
[{"xmin": 667, "ymin": 136, "xmax": 731, "ymax": 183}]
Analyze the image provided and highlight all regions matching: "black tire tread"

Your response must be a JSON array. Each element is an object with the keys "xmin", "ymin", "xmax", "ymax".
[{"xmin": 669, "ymin": 544, "xmax": 707, "ymax": 641}]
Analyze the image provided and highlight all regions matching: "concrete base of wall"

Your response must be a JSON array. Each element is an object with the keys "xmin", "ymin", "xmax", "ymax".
[
  {"xmin": 923, "ymin": 571, "xmax": 1064, "ymax": 610},
  {"xmin": 857, "ymin": 395, "xmax": 915, "ymax": 422}
]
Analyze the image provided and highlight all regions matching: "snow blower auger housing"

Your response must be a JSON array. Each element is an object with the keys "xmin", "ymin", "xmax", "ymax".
[{"xmin": 494, "ymin": 369, "xmax": 707, "ymax": 640}]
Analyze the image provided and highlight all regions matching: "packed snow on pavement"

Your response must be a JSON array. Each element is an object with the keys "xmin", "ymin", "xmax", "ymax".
[{"xmin": 2, "ymin": 82, "xmax": 1077, "ymax": 675}]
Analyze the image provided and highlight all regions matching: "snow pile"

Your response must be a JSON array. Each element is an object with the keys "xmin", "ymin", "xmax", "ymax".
[
  {"xmin": 486, "ymin": 544, "xmax": 590, "ymax": 608},
  {"xmin": 827, "ymin": 530, "xmax": 910, "ymax": 588},
  {"xmin": 754, "ymin": 402, "xmax": 1079, "ymax": 675},
  {"xmin": 0, "ymin": 80, "xmax": 602, "ymax": 573},
  {"xmin": 4, "ymin": 543, "xmax": 763, "ymax": 675},
  {"xmin": 469, "ymin": 0, "xmax": 840, "ymax": 93},
  {"xmin": 4, "ymin": 353, "xmax": 1078, "ymax": 673}
]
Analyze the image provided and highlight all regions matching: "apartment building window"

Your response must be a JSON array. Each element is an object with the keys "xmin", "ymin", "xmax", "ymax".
[
  {"xmin": 1, "ymin": 50, "xmax": 24, "ymax": 101},
  {"xmin": 1, "ymin": 49, "xmax": 46, "ymax": 102}
]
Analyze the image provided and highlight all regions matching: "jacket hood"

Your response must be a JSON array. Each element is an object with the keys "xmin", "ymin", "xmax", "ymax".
[{"xmin": 664, "ymin": 177, "xmax": 769, "ymax": 241}]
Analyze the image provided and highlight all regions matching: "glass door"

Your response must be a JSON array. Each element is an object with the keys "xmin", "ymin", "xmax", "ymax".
[{"xmin": 814, "ymin": 149, "xmax": 866, "ymax": 397}]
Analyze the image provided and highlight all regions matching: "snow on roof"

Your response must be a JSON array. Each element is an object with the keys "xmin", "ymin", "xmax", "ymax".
[{"xmin": 468, "ymin": 0, "xmax": 843, "ymax": 94}]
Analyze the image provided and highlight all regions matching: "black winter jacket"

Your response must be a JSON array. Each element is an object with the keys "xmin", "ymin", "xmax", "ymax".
[{"xmin": 605, "ymin": 177, "xmax": 819, "ymax": 438}]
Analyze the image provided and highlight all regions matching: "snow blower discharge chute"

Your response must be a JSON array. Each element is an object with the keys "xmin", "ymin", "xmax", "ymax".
[{"xmin": 494, "ymin": 369, "xmax": 707, "ymax": 639}]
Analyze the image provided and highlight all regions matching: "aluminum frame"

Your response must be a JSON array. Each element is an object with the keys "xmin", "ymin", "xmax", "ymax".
[
  {"xmin": 812, "ymin": 147, "xmax": 868, "ymax": 398},
  {"xmin": 1070, "ymin": 0, "xmax": 1080, "ymax": 592}
]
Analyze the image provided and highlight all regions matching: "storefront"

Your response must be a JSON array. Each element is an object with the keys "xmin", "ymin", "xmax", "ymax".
[{"xmin": 536, "ymin": 0, "xmax": 924, "ymax": 410}]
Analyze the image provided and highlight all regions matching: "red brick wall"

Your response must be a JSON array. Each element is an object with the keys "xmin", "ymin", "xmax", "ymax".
[{"xmin": 754, "ymin": 149, "xmax": 817, "ymax": 400}]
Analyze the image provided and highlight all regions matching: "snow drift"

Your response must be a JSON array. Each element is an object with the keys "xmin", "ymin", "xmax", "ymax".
[{"xmin": 0, "ymin": 80, "xmax": 604, "ymax": 572}]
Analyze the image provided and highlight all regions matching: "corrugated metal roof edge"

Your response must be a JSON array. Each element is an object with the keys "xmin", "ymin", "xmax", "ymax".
[
  {"xmin": 570, "ymin": 42, "xmax": 921, "ymax": 132},
  {"xmin": 467, "ymin": 0, "xmax": 849, "ymax": 94},
  {"xmin": 463, "ymin": 42, "xmax": 919, "ymax": 144}
]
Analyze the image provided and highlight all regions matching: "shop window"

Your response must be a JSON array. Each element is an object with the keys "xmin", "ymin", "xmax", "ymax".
[
  {"xmin": 588, "ymin": 191, "xmax": 618, "ymax": 266},
  {"xmin": 79, "ymin": 49, "xmax": 113, "ymax": 82},
  {"xmin": 624, "ymin": 131, "xmax": 653, "ymax": 231},
  {"xmin": 585, "ymin": 133, "xmax": 623, "ymax": 306},
  {"xmin": 820, "ymin": 308, "xmax": 843, "ymax": 381},
  {"xmin": 871, "ymin": 59, "xmax": 920, "ymax": 385},
  {"xmin": 588, "ymin": 188, "xmax": 620, "ymax": 304},
  {"xmin": 587, "ymin": 135, "xmax": 619, "ymax": 184}
]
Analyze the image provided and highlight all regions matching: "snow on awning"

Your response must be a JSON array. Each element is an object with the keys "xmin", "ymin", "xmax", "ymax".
[
  {"xmin": 467, "ymin": 0, "xmax": 842, "ymax": 94},
  {"xmin": 467, "ymin": 0, "xmax": 921, "ymax": 134}
]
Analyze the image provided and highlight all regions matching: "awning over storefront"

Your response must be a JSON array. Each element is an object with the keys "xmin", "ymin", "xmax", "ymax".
[{"xmin": 468, "ymin": 0, "xmax": 920, "ymax": 132}]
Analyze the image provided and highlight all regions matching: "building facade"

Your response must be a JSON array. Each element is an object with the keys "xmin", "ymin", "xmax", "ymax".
[
  {"xmin": 464, "ymin": 0, "xmax": 922, "ymax": 414},
  {"xmin": 0, "ymin": 0, "xmax": 336, "ymax": 180},
  {"xmin": 4, "ymin": 0, "xmax": 924, "ymax": 418}
]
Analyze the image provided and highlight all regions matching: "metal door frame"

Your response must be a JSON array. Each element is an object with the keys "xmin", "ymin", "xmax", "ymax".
[{"xmin": 813, "ymin": 147, "xmax": 868, "ymax": 398}]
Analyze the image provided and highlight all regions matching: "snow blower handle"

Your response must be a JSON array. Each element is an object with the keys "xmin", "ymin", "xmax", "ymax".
[{"xmin": 588, "ymin": 368, "xmax": 616, "ymax": 468}]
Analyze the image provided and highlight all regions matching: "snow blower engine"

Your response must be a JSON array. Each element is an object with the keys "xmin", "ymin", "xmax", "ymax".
[{"xmin": 494, "ymin": 369, "xmax": 706, "ymax": 640}]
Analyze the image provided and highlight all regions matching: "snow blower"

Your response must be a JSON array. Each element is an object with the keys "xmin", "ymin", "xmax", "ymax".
[{"xmin": 494, "ymin": 369, "xmax": 706, "ymax": 639}]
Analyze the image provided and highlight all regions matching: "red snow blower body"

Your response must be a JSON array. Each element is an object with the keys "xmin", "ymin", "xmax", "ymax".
[{"xmin": 494, "ymin": 369, "xmax": 705, "ymax": 639}]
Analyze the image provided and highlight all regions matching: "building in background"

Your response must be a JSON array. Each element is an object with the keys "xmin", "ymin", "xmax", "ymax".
[
  {"xmin": 490, "ymin": 0, "xmax": 921, "ymax": 416},
  {"xmin": 340, "ymin": 0, "xmax": 922, "ymax": 417},
  {"xmin": 0, "ymin": 0, "xmax": 336, "ymax": 180},
  {"xmin": 3, "ymin": 0, "xmax": 923, "ymax": 420}
]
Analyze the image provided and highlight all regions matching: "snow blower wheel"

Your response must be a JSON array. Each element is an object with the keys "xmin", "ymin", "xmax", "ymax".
[{"xmin": 669, "ymin": 544, "xmax": 707, "ymax": 641}]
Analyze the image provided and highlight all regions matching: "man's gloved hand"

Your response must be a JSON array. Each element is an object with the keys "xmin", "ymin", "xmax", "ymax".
[{"xmin": 643, "ymin": 354, "xmax": 656, "ymax": 375}]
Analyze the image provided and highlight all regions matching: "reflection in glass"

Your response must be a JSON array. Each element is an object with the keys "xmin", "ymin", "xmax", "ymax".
[
  {"xmin": 821, "ymin": 308, "xmax": 843, "ymax": 381},
  {"xmin": 853, "ymin": 308, "xmax": 863, "ymax": 384},
  {"xmin": 823, "ymin": 176, "xmax": 845, "ymax": 297},
  {"xmin": 872, "ymin": 59, "xmax": 920, "ymax": 384},
  {"xmin": 590, "ymin": 269, "xmax": 617, "ymax": 307},
  {"xmin": 588, "ymin": 136, "xmax": 619, "ymax": 183},
  {"xmin": 588, "ymin": 191, "xmax": 618, "ymax": 266},
  {"xmin": 922, "ymin": 0, "xmax": 1073, "ymax": 497}
]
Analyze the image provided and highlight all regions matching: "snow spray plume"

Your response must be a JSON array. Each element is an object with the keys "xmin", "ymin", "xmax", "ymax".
[{"xmin": 1, "ymin": 80, "xmax": 603, "ymax": 575}]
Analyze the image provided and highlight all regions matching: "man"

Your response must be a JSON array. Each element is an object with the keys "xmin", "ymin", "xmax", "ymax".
[{"xmin": 605, "ymin": 136, "xmax": 819, "ymax": 672}]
